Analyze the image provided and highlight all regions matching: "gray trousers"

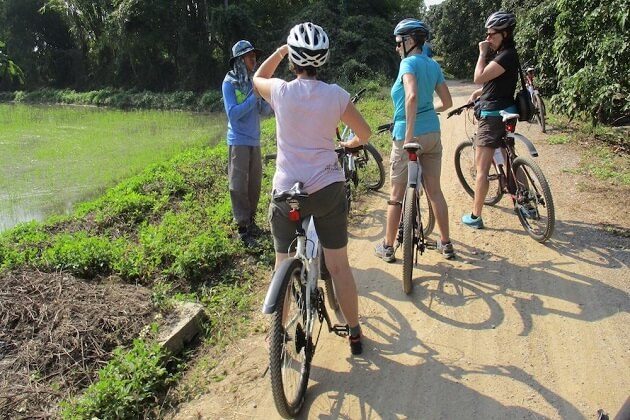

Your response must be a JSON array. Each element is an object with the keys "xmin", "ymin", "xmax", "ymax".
[{"xmin": 228, "ymin": 145, "xmax": 262, "ymax": 228}]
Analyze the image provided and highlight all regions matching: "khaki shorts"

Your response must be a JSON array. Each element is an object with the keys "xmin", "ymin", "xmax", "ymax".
[
  {"xmin": 390, "ymin": 132, "xmax": 442, "ymax": 185},
  {"xmin": 268, "ymin": 182, "xmax": 348, "ymax": 252},
  {"xmin": 475, "ymin": 116, "xmax": 505, "ymax": 148}
]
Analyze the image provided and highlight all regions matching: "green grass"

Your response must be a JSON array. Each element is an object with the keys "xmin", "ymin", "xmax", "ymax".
[
  {"xmin": 0, "ymin": 104, "xmax": 225, "ymax": 231},
  {"xmin": 548, "ymin": 134, "xmax": 570, "ymax": 145}
]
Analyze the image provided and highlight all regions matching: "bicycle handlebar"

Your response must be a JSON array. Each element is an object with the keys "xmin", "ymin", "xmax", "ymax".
[
  {"xmin": 335, "ymin": 144, "xmax": 364, "ymax": 155},
  {"xmin": 376, "ymin": 122, "xmax": 393, "ymax": 135},
  {"xmin": 446, "ymin": 102, "xmax": 475, "ymax": 118},
  {"xmin": 350, "ymin": 88, "xmax": 367, "ymax": 104}
]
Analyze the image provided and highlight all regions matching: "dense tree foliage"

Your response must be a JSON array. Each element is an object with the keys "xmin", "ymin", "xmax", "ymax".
[
  {"xmin": 428, "ymin": 0, "xmax": 628, "ymax": 124},
  {"xmin": 1, "ymin": 0, "xmax": 627, "ymax": 123},
  {"xmin": 0, "ymin": 0, "xmax": 422, "ymax": 91}
]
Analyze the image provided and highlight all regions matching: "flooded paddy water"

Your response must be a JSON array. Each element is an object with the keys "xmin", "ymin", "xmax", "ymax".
[{"xmin": 0, "ymin": 103, "xmax": 226, "ymax": 231}]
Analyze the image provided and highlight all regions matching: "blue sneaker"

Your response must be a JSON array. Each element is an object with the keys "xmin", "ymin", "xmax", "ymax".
[{"xmin": 462, "ymin": 213, "xmax": 484, "ymax": 229}]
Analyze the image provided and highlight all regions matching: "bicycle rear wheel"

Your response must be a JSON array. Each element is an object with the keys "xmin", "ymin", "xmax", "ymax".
[
  {"xmin": 357, "ymin": 143, "xmax": 385, "ymax": 191},
  {"xmin": 269, "ymin": 259, "xmax": 312, "ymax": 418},
  {"xmin": 402, "ymin": 187, "xmax": 416, "ymax": 294},
  {"xmin": 535, "ymin": 94, "xmax": 546, "ymax": 133},
  {"xmin": 512, "ymin": 156, "xmax": 555, "ymax": 243},
  {"xmin": 454, "ymin": 139, "xmax": 502, "ymax": 205}
]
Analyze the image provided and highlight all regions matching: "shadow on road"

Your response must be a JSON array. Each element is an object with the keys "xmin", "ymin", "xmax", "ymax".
[{"xmin": 299, "ymin": 286, "xmax": 583, "ymax": 419}]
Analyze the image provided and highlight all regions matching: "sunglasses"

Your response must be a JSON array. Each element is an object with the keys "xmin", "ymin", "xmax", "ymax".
[
  {"xmin": 486, "ymin": 31, "xmax": 501, "ymax": 38},
  {"xmin": 395, "ymin": 39, "xmax": 405, "ymax": 47}
]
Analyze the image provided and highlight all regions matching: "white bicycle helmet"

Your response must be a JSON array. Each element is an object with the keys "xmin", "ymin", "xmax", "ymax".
[{"xmin": 287, "ymin": 22, "xmax": 330, "ymax": 67}]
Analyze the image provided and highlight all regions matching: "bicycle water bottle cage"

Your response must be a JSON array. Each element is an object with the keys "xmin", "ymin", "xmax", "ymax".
[{"xmin": 403, "ymin": 142, "xmax": 422, "ymax": 160}]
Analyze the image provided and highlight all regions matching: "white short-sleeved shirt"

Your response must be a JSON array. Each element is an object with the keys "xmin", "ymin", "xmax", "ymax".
[{"xmin": 269, "ymin": 78, "xmax": 350, "ymax": 194}]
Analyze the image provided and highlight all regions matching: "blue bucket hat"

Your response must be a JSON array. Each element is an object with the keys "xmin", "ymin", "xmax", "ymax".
[{"xmin": 229, "ymin": 40, "xmax": 262, "ymax": 67}]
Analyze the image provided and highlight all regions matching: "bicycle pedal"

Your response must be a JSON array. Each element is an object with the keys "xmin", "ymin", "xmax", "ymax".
[
  {"xmin": 425, "ymin": 240, "xmax": 437, "ymax": 250},
  {"xmin": 331, "ymin": 324, "xmax": 349, "ymax": 337}
]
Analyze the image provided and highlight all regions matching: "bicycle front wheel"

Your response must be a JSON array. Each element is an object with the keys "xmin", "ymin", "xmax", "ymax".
[
  {"xmin": 454, "ymin": 139, "xmax": 502, "ymax": 205},
  {"xmin": 512, "ymin": 156, "xmax": 555, "ymax": 243},
  {"xmin": 535, "ymin": 94, "xmax": 547, "ymax": 133},
  {"xmin": 269, "ymin": 259, "xmax": 312, "ymax": 418},
  {"xmin": 358, "ymin": 143, "xmax": 386, "ymax": 191},
  {"xmin": 402, "ymin": 187, "xmax": 416, "ymax": 295}
]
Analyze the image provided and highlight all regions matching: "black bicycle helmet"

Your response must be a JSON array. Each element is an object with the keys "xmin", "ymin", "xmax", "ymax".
[{"xmin": 485, "ymin": 11, "xmax": 516, "ymax": 31}]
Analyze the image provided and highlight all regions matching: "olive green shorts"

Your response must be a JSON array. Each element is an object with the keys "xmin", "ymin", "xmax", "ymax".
[{"xmin": 268, "ymin": 182, "xmax": 348, "ymax": 252}]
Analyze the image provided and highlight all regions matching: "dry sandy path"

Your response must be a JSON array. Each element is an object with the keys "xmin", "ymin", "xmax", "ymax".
[{"xmin": 173, "ymin": 81, "xmax": 629, "ymax": 420}]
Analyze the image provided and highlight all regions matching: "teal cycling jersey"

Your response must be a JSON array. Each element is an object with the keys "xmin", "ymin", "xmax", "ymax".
[{"xmin": 391, "ymin": 54, "xmax": 445, "ymax": 140}]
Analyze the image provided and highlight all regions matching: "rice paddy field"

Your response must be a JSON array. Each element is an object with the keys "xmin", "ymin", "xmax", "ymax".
[{"xmin": 0, "ymin": 103, "xmax": 226, "ymax": 231}]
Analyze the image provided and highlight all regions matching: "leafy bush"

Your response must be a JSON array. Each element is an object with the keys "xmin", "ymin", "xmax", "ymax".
[
  {"xmin": 42, "ymin": 233, "xmax": 125, "ymax": 278},
  {"xmin": 60, "ymin": 339, "xmax": 172, "ymax": 419}
]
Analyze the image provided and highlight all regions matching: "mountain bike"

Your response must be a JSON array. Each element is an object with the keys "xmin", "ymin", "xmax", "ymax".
[
  {"xmin": 261, "ymin": 182, "xmax": 350, "ymax": 418},
  {"xmin": 335, "ymin": 88, "xmax": 386, "ymax": 212},
  {"xmin": 448, "ymin": 102, "xmax": 555, "ymax": 243},
  {"xmin": 524, "ymin": 65, "xmax": 546, "ymax": 133},
  {"xmin": 377, "ymin": 123, "xmax": 436, "ymax": 294}
]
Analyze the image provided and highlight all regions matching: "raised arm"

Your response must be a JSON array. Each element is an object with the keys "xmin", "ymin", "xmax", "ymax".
[
  {"xmin": 473, "ymin": 41, "xmax": 505, "ymax": 84},
  {"xmin": 253, "ymin": 44, "xmax": 289, "ymax": 103}
]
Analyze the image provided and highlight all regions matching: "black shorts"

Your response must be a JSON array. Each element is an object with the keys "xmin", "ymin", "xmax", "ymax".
[{"xmin": 475, "ymin": 116, "xmax": 505, "ymax": 148}]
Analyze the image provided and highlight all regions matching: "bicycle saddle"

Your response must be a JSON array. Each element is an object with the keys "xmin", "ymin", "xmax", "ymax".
[
  {"xmin": 403, "ymin": 142, "xmax": 423, "ymax": 152},
  {"xmin": 499, "ymin": 110, "xmax": 520, "ymax": 121},
  {"xmin": 273, "ymin": 182, "xmax": 309, "ymax": 201}
]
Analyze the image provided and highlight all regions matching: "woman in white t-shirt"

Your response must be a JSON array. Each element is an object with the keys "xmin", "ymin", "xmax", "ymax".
[{"xmin": 253, "ymin": 22, "xmax": 371, "ymax": 355}]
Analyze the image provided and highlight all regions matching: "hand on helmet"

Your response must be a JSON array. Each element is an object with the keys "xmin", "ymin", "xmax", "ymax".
[{"xmin": 277, "ymin": 44, "xmax": 289, "ymax": 58}]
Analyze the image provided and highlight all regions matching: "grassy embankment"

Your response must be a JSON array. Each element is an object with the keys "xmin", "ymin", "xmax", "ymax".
[{"xmin": 0, "ymin": 82, "xmax": 391, "ymax": 417}]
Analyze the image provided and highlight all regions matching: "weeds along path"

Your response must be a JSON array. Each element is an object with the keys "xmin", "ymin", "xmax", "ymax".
[{"xmin": 172, "ymin": 81, "xmax": 630, "ymax": 419}]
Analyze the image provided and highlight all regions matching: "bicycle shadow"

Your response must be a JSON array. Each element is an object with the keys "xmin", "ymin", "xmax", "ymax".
[
  {"xmin": 364, "ymin": 230, "xmax": 629, "ymax": 338},
  {"xmin": 483, "ymin": 206, "xmax": 628, "ymax": 270},
  {"xmin": 347, "ymin": 190, "xmax": 388, "ymax": 241},
  {"xmin": 297, "ymin": 277, "xmax": 583, "ymax": 419}
]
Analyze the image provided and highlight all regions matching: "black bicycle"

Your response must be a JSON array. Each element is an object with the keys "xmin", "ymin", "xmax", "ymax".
[{"xmin": 448, "ymin": 102, "xmax": 555, "ymax": 242}]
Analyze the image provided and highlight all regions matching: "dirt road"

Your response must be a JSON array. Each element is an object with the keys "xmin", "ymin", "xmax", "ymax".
[{"xmin": 173, "ymin": 81, "xmax": 630, "ymax": 419}]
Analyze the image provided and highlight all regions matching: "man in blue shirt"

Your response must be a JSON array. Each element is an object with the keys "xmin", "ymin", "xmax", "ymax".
[{"xmin": 222, "ymin": 40, "xmax": 272, "ymax": 246}]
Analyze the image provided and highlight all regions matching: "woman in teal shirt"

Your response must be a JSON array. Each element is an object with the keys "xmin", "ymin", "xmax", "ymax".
[{"xmin": 375, "ymin": 18, "xmax": 455, "ymax": 263}]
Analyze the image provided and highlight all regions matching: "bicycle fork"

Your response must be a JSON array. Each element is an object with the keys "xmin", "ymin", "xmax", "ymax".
[{"xmin": 395, "ymin": 152, "xmax": 427, "ymax": 262}]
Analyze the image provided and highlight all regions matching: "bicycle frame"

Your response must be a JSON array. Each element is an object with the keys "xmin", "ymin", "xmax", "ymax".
[
  {"xmin": 396, "ymin": 144, "xmax": 427, "ymax": 254},
  {"xmin": 262, "ymin": 189, "xmax": 347, "ymax": 342}
]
